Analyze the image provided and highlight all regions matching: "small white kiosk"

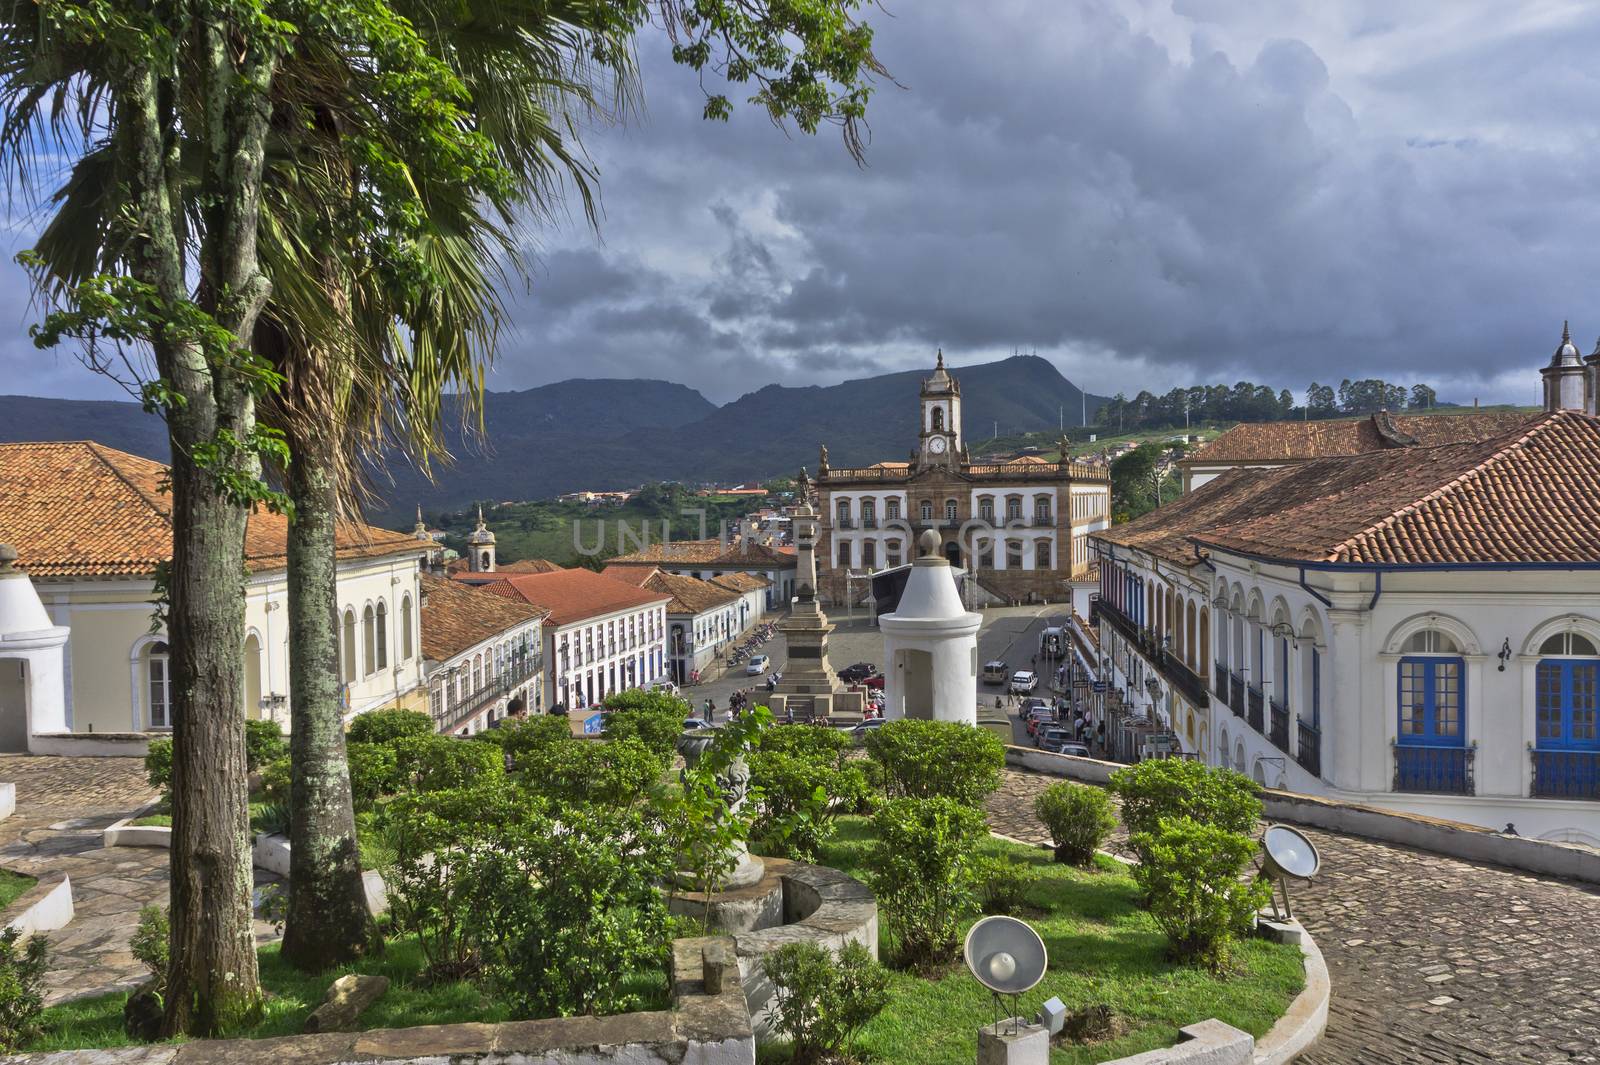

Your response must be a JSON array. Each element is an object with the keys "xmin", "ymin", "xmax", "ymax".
[
  {"xmin": 880, "ymin": 530, "xmax": 981, "ymax": 725},
  {"xmin": 0, "ymin": 545, "xmax": 70, "ymax": 752}
]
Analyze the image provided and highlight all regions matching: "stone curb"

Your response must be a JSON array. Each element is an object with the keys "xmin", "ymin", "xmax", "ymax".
[
  {"xmin": 102, "ymin": 816, "xmax": 171, "ymax": 849},
  {"xmin": 2, "ymin": 873, "xmax": 73, "ymax": 940}
]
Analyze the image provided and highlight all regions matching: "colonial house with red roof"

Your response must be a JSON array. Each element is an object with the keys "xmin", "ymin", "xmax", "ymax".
[
  {"xmin": 1093, "ymin": 391, "xmax": 1600, "ymax": 845},
  {"xmin": 0, "ymin": 441, "xmax": 431, "ymax": 746},
  {"xmin": 604, "ymin": 537, "xmax": 795, "ymax": 609},
  {"xmin": 474, "ymin": 568, "xmax": 671, "ymax": 711},
  {"xmin": 419, "ymin": 574, "xmax": 547, "ymax": 736}
]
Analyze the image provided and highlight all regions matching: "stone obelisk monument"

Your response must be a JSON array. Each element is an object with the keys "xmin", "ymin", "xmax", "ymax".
[{"xmin": 772, "ymin": 468, "xmax": 846, "ymax": 721}]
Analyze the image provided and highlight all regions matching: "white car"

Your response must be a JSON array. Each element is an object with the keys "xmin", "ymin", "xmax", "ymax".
[
  {"xmin": 746, "ymin": 654, "xmax": 770, "ymax": 675},
  {"xmin": 1010, "ymin": 670, "xmax": 1038, "ymax": 694}
]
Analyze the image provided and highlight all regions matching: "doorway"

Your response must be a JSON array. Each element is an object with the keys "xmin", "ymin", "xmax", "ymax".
[{"xmin": 0, "ymin": 660, "xmax": 30, "ymax": 752}]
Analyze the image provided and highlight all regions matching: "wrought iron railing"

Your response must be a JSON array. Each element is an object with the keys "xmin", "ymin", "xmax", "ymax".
[
  {"xmin": 1394, "ymin": 744, "xmax": 1473, "ymax": 795},
  {"xmin": 1531, "ymin": 749, "xmax": 1600, "ymax": 799},
  {"xmin": 1091, "ymin": 598, "xmax": 1206, "ymax": 707},
  {"xmin": 1229, "ymin": 671, "xmax": 1245, "ymax": 717},
  {"xmin": 1213, "ymin": 661, "xmax": 1228, "ymax": 702},
  {"xmin": 437, "ymin": 656, "xmax": 541, "ymax": 733},
  {"xmin": 1296, "ymin": 720, "xmax": 1321, "ymax": 777},
  {"xmin": 1033, "ymin": 513, "xmax": 1053, "ymax": 526},
  {"xmin": 1269, "ymin": 700, "xmax": 1290, "ymax": 753},
  {"xmin": 1247, "ymin": 686, "xmax": 1264, "ymax": 732},
  {"xmin": 835, "ymin": 517, "xmax": 854, "ymax": 529}
]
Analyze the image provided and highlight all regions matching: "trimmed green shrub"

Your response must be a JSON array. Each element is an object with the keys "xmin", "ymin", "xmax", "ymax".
[
  {"xmin": 346, "ymin": 742, "xmax": 401, "ymax": 811},
  {"xmin": 761, "ymin": 722, "xmax": 851, "ymax": 760},
  {"xmin": 1033, "ymin": 781, "xmax": 1117, "ymax": 866},
  {"xmin": 130, "ymin": 905, "xmax": 168, "ymax": 988},
  {"xmin": 749, "ymin": 750, "xmax": 835, "ymax": 861},
  {"xmin": 1129, "ymin": 816, "xmax": 1271, "ymax": 972},
  {"xmin": 391, "ymin": 734, "xmax": 504, "ymax": 793},
  {"xmin": 258, "ymin": 756, "xmax": 292, "ymax": 806},
  {"xmin": 143, "ymin": 738, "xmax": 172, "ymax": 795},
  {"xmin": 517, "ymin": 737, "xmax": 663, "ymax": 807},
  {"xmin": 346, "ymin": 707, "xmax": 434, "ymax": 747},
  {"xmin": 766, "ymin": 940, "xmax": 890, "ymax": 1064},
  {"xmin": 865, "ymin": 797, "xmax": 986, "ymax": 969},
  {"xmin": 863, "ymin": 719, "xmax": 1004, "ymax": 805},
  {"xmin": 494, "ymin": 714, "xmax": 575, "ymax": 766},
  {"xmin": 244, "ymin": 719, "xmax": 286, "ymax": 772},
  {"xmin": 601, "ymin": 691, "xmax": 690, "ymax": 760},
  {"xmin": 0, "ymin": 927, "xmax": 48, "ymax": 1051},
  {"xmin": 974, "ymin": 854, "xmax": 1031, "ymax": 916},
  {"xmin": 1109, "ymin": 759, "xmax": 1261, "ymax": 864}
]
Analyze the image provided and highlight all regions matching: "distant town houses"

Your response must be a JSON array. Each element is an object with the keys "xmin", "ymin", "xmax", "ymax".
[
  {"xmin": 419, "ymin": 573, "xmax": 546, "ymax": 735},
  {"xmin": 604, "ymin": 537, "xmax": 797, "ymax": 609},
  {"xmin": 1090, "ymin": 332, "xmax": 1600, "ymax": 846},
  {"xmin": 601, "ymin": 566, "xmax": 765, "ymax": 685}
]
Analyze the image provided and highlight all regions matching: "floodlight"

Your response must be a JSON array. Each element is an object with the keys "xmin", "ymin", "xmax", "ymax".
[
  {"xmin": 964, "ymin": 915, "xmax": 1048, "ymax": 1035},
  {"xmin": 1259, "ymin": 824, "xmax": 1320, "ymax": 921},
  {"xmin": 1036, "ymin": 996, "xmax": 1067, "ymax": 1036}
]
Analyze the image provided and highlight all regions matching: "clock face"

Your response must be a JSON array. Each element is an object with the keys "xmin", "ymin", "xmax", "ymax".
[{"xmin": 929, "ymin": 436, "xmax": 948, "ymax": 455}]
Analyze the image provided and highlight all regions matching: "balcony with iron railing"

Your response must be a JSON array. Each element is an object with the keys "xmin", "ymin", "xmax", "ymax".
[
  {"xmin": 436, "ymin": 654, "xmax": 542, "ymax": 734},
  {"xmin": 835, "ymin": 517, "xmax": 854, "ymax": 529},
  {"xmin": 1092, "ymin": 596, "xmax": 1208, "ymax": 708},
  {"xmin": 1246, "ymin": 686, "xmax": 1264, "ymax": 733},
  {"xmin": 1229, "ymin": 672, "xmax": 1246, "ymax": 717},
  {"xmin": 1394, "ymin": 744, "xmax": 1474, "ymax": 795},
  {"xmin": 1530, "ymin": 749, "xmax": 1600, "ymax": 799},
  {"xmin": 1033, "ymin": 513, "xmax": 1053, "ymax": 526},
  {"xmin": 862, "ymin": 517, "xmax": 877, "ymax": 529},
  {"xmin": 1269, "ymin": 699, "xmax": 1290, "ymax": 754},
  {"xmin": 1296, "ymin": 719, "xmax": 1321, "ymax": 777},
  {"xmin": 1213, "ymin": 661, "xmax": 1228, "ymax": 702}
]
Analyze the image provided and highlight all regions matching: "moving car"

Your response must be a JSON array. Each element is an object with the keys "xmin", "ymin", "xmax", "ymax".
[
  {"xmin": 745, "ymin": 654, "xmax": 770, "ymax": 675},
  {"xmin": 839, "ymin": 662, "xmax": 878, "ymax": 683},
  {"xmin": 1010, "ymin": 670, "xmax": 1038, "ymax": 694},
  {"xmin": 981, "ymin": 660, "xmax": 1009, "ymax": 685}
]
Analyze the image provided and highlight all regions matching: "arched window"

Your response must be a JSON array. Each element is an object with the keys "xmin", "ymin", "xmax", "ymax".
[
  {"xmin": 401, "ymin": 594, "xmax": 414, "ymax": 661},
  {"xmin": 1034, "ymin": 540, "xmax": 1050, "ymax": 569},
  {"xmin": 919, "ymin": 499, "xmax": 933, "ymax": 522},
  {"xmin": 836, "ymin": 499, "xmax": 851, "ymax": 527},
  {"xmin": 1535, "ymin": 632, "xmax": 1600, "ymax": 763},
  {"xmin": 342, "ymin": 610, "xmax": 357, "ymax": 683},
  {"xmin": 362, "ymin": 605, "xmax": 377, "ymax": 676},
  {"xmin": 862, "ymin": 540, "xmax": 877, "ymax": 569},
  {"xmin": 1397, "ymin": 628, "xmax": 1467, "ymax": 790},
  {"xmin": 836, "ymin": 540, "xmax": 851, "ymax": 568},
  {"xmin": 931, "ymin": 407, "xmax": 944, "ymax": 431},
  {"xmin": 146, "ymin": 640, "xmax": 172, "ymax": 729},
  {"xmin": 375, "ymin": 600, "xmax": 388, "ymax": 670},
  {"xmin": 861, "ymin": 499, "xmax": 876, "ymax": 528},
  {"xmin": 1185, "ymin": 601, "xmax": 1197, "ymax": 669},
  {"xmin": 1199, "ymin": 608, "xmax": 1211, "ymax": 678},
  {"xmin": 885, "ymin": 497, "xmax": 901, "ymax": 520},
  {"xmin": 1402, "ymin": 630, "xmax": 1460, "ymax": 654},
  {"xmin": 978, "ymin": 496, "xmax": 994, "ymax": 522},
  {"xmin": 1005, "ymin": 496, "xmax": 1022, "ymax": 521},
  {"xmin": 944, "ymin": 499, "xmax": 958, "ymax": 523},
  {"xmin": 885, "ymin": 540, "xmax": 902, "ymax": 569},
  {"xmin": 1005, "ymin": 540, "xmax": 1023, "ymax": 569},
  {"xmin": 473, "ymin": 654, "xmax": 484, "ymax": 692},
  {"xmin": 1034, "ymin": 496, "xmax": 1051, "ymax": 523}
]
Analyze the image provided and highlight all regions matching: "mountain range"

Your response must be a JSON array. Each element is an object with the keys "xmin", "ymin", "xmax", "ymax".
[{"xmin": 0, "ymin": 355, "xmax": 1106, "ymax": 521}]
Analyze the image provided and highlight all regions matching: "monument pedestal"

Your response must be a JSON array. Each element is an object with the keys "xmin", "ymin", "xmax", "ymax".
[
  {"xmin": 769, "ymin": 477, "xmax": 847, "ymax": 721},
  {"xmin": 976, "ymin": 1021, "xmax": 1049, "ymax": 1065}
]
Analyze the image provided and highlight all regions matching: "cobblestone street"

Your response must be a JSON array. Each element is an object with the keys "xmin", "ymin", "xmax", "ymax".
[{"xmin": 988, "ymin": 768, "xmax": 1600, "ymax": 1065}]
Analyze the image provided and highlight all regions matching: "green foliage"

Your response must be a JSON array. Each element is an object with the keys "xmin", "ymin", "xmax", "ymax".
[
  {"xmin": 347, "ymin": 709, "xmax": 434, "ymax": 747},
  {"xmin": 1129, "ymin": 818, "xmax": 1272, "ymax": 972},
  {"xmin": 517, "ymin": 737, "xmax": 663, "ymax": 807},
  {"xmin": 258, "ymin": 757, "xmax": 292, "ymax": 807},
  {"xmin": 663, "ymin": 708, "xmax": 771, "ymax": 926},
  {"xmin": 1033, "ymin": 781, "xmax": 1117, "ymax": 867},
  {"xmin": 863, "ymin": 720, "xmax": 1003, "ymax": 806},
  {"xmin": 760, "ymin": 723, "xmax": 851, "ymax": 760},
  {"xmin": 244, "ymin": 720, "xmax": 286, "ymax": 773},
  {"xmin": 765, "ymin": 940, "xmax": 890, "ymax": 1064},
  {"xmin": 1109, "ymin": 760, "xmax": 1261, "ymax": 865},
  {"xmin": 0, "ymin": 927, "xmax": 48, "ymax": 1052},
  {"xmin": 973, "ymin": 855, "xmax": 1031, "ymax": 916},
  {"xmin": 345, "ymin": 742, "xmax": 401, "ymax": 811},
  {"xmin": 749, "ymin": 726, "xmax": 875, "ymax": 861},
  {"xmin": 251, "ymin": 801, "xmax": 293, "ymax": 838},
  {"xmin": 391, "ymin": 734, "xmax": 504, "ymax": 793},
  {"xmin": 865, "ymin": 798, "xmax": 985, "ymax": 969},
  {"xmin": 130, "ymin": 907, "xmax": 169, "ymax": 989},
  {"xmin": 494, "ymin": 714, "xmax": 575, "ymax": 763},
  {"xmin": 600, "ymin": 691, "xmax": 690, "ymax": 760},
  {"xmin": 143, "ymin": 739, "xmax": 172, "ymax": 796}
]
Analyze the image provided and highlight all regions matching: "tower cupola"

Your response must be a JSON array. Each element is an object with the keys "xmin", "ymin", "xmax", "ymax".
[
  {"xmin": 1542, "ymin": 321, "xmax": 1587, "ymax": 412},
  {"xmin": 918, "ymin": 349, "xmax": 963, "ymax": 467},
  {"xmin": 467, "ymin": 505, "xmax": 496, "ymax": 572}
]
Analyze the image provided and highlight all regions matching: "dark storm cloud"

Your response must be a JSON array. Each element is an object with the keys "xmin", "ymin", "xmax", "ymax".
[{"xmin": 6, "ymin": 1, "xmax": 1600, "ymax": 406}]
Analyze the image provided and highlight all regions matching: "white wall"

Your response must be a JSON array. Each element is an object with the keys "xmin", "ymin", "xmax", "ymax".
[{"xmin": 547, "ymin": 603, "xmax": 669, "ymax": 710}]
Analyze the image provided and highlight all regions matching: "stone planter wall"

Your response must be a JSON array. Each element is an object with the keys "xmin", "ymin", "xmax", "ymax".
[
  {"xmin": 1, "ymin": 873, "xmax": 72, "ymax": 939},
  {"xmin": 28, "ymin": 732, "xmax": 152, "ymax": 758}
]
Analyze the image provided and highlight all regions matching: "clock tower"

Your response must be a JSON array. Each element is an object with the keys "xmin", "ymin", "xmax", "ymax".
[{"xmin": 918, "ymin": 349, "xmax": 962, "ymax": 468}]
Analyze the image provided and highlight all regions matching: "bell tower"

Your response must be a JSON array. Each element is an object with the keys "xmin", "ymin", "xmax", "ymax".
[
  {"xmin": 918, "ymin": 349, "xmax": 962, "ymax": 468},
  {"xmin": 467, "ymin": 506, "xmax": 496, "ymax": 572}
]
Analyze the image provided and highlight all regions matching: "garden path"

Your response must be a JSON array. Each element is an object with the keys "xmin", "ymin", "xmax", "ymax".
[
  {"xmin": 987, "ymin": 768, "xmax": 1600, "ymax": 1065},
  {"xmin": 0, "ymin": 755, "xmax": 282, "ymax": 1005}
]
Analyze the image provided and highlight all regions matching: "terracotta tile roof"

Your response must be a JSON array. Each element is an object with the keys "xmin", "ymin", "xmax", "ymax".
[
  {"xmin": 605, "ymin": 538, "xmax": 797, "ymax": 569},
  {"xmin": 600, "ymin": 565, "xmax": 657, "ymax": 586},
  {"xmin": 0, "ymin": 441, "xmax": 425, "ymax": 578},
  {"xmin": 1108, "ymin": 411, "xmax": 1600, "ymax": 566},
  {"xmin": 419, "ymin": 573, "xmax": 545, "ymax": 662},
  {"xmin": 496, "ymin": 558, "xmax": 565, "ymax": 574},
  {"xmin": 476, "ymin": 568, "xmax": 671, "ymax": 626},
  {"xmin": 1183, "ymin": 411, "xmax": 1538, "ymax": 465},
  {"xmin": 645, "ymin": 570, "xmax": 740, "ymax": 616},
  {"xmin": 711, "ymin": 571, "xmax": 769, "ymax": 593}
]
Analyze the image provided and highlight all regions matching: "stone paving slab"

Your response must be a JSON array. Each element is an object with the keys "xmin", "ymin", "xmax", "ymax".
[{"xmin": 986, "ymin": 768, "xmax": 1600, "ymax": 1065}]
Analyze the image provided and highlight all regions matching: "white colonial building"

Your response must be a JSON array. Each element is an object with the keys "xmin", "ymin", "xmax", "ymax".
[
  {"xmin": 0, "ymin": 441, "xmax": 429, "ymax": 747},
  {"xmin": 602, "ymin": 566, "xmax": 764, "ymax": 685},
  {"xmin": 1095, "ymin": 400, "xmax": 1600, "ymax": 845},
  {"xmin": 475, "ymin": 568, "xmax": 670, "ymax": 711},
  {"xmin": 419, "ymin": 573, "xmax": 546, "ymax": 735}
]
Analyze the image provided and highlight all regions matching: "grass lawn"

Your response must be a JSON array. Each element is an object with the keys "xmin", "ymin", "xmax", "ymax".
[
  {"xmin": 759, "ymin": 818, "xmax": 1304, "ymax": 1065},
  {"xmin": 129, "ymin": 814, "xmax": 170, "ymax": 828},
  {"xmin": 28, "ymin": 935, "xmax": 670, "ymax": 1052},
  {"xmin": 0, "ymin": 868, "xmax": 36, "ymax": 912}
]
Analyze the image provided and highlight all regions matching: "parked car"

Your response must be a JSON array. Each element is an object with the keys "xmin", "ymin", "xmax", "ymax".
[
  {"xmin": 839, "ymin": 662, "xmax": 878, "ymax": 683},
  {"xmin": 745, "ymin": 654, "xmax": 770, "ymax": 675},
  {"xmin": 981, "ymin": 660, "xmax": 1009, "ymax": 685},
  {"xmin": 1038, "ymin": 728, "xmax": 1073, "ymax": 752},
  {"xmin": 862, "ymin": 673, "xmax": 886, "ymax": 690},
  {"xmin": 1025, "ymin": 708, "xmax": 1054, "ymax": 736},
  {"xmin": 1057, "ymin": 742, "xmax": 1091, "ymax": 758},
  {"xmin": 849, "ymin": 718, "xmax": 885, "ymax": 743},
  {"xmin": 649, "ymin": 681, "xmax": 680, "ymax": 696},
  {"xmin": 683, "ymin": 717, "xmax": 711, "ymax": 731},
  {"xmin": 1010, "ymin": 670, "xmax": 1038, "ymax": 694}
]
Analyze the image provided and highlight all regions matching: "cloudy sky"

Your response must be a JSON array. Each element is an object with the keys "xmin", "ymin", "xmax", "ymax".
[{"xmin": 5, "ymin": 0, "xmax": 1599, "ymax": 406}]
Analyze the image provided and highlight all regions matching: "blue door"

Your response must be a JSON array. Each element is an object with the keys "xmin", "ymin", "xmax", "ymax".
[
  {"xmin": 1396, "ymin": 657, "xmax": 1467, "ymax": 792},
  {"xmin": 1534, "ymin": 660, "xmax": 1599, "ymax": 797}
]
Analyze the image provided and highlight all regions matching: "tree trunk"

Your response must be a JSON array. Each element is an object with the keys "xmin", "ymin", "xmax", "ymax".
[
  {"xmin": 281, "ymin": 423, "xmax": 370, "ymax": 969},
  {"xmin": 162, "ymin": 412, "xmax": 263, "ymax": 1036}
]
